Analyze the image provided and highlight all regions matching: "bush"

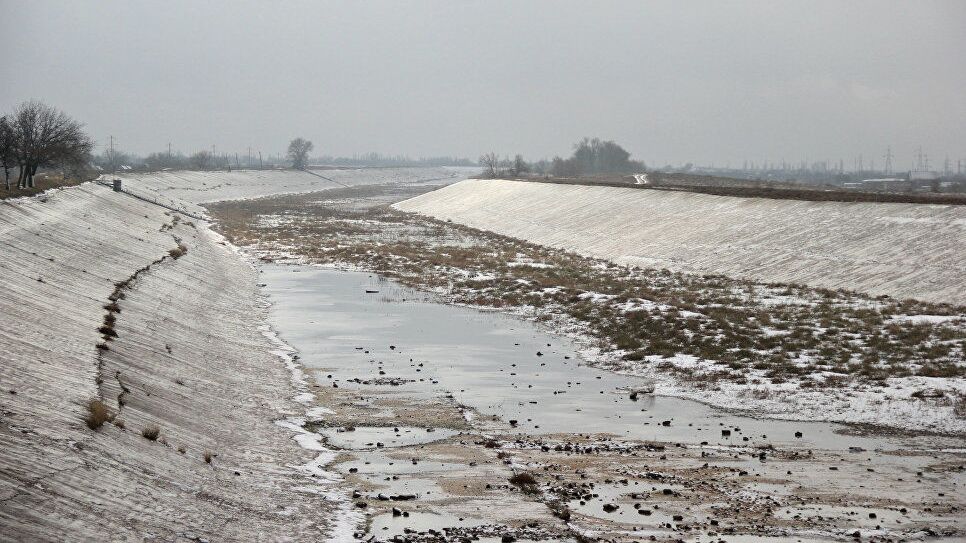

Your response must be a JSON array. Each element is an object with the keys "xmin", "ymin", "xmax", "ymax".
[
  {"xmin": 141, "ymin": 425, "xmax": 161, "ymax": 441},
  {"xmin": 509, "ymin": 472, "xmax": 537, "ymax": 487},
  {"xmin": 84, "ymin": 399, "xmax": 112, "ymax": 430},
  {"xmin": 168, "ymin": 244, "xmax": 188, "ymax": 259}
]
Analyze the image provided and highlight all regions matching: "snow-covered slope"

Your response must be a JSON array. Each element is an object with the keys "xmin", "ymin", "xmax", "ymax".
[
  {"xmin": 0, "ymin": 184, "xmax": 342, "ymax": 540},
  {"xmin": 395, "ymin": 179, "xmax": 966, "ymax": 305},
  {"xmin": 106, "ymin": 167, "xmax": 468, "ymax": 218}
]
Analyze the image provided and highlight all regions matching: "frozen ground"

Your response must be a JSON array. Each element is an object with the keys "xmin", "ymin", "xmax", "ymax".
[
  {"xmin": 0, "ymin": 183, "xmax": 350, "ymax": 540},
  {"xmin": 394, "ymin": 179, "xmax": 966, "ymax": 305}
]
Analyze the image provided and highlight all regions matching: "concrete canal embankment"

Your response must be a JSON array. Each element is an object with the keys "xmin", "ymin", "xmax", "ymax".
[
  {"xmin": 395, "ymin": 179, "xmax": 966, "ymax": 305},
  {"xmin": 0, "ymin": 183, "xmax": 340, "ymax": 540}
]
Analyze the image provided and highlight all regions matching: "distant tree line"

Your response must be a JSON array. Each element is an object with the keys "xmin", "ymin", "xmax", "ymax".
[
  {"xmin": 116, "ymin": 138, "xmax": 315, "ymax": 171},
  {"xmin": 93, "ymin": 148, "xmax": 260, "ymax": 172},
  {"xmin": 316, "ymin": 152, "xmax": 476, "ymax": 168},
  {"xmin": 0, "ymin": 101, "xmax": 93, "ymax": 191},
  {"xmin": 479, "ymin": 137, "xmax": 645, "ymax": 179}
]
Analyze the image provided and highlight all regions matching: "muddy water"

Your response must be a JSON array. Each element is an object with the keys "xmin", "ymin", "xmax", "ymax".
[{"xmin": 261, "ymin": 265, "xmax": 954, "ymax": 453}]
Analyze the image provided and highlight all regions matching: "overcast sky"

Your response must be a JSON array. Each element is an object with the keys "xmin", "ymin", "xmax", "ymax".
[{"xmin": 2, "ymin": 0, "xmax": 964, "ymax": 168}]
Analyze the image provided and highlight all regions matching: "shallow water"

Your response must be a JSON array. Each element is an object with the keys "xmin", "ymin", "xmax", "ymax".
[
  {"xmin": 368, "ymin": 510, "xmax": 484, "ymax": 538},
  {"xmin": 318, "ymin": 426, "xmax": 459, "ymax": 450},
  {"xmin": 262, "ymin": 265, "xmax": 949, "ymax": 453}
]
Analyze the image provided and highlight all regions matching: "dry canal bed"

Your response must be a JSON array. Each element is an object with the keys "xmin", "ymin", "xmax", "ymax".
[
  {"xmin": 208, "ymin": 184, "xmax": 966, "ymax": 541},
  {"xmin": 258, "ymin": 266, "xmax": 964, "ymax": 542}
]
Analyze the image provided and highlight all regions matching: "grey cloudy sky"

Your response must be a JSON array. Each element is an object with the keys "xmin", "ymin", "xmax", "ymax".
[{"xmin": 2, "ymin": 0, "xmax": 964, "ymax": 168}]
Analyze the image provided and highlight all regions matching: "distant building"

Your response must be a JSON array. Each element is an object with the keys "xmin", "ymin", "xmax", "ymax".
[
  {"xmin": 909, "ymin": 170, "xmax": 939, "ymax": 181},
  {"xmin": 859, "ymin": 178, "xmax": 908, "ymax": 191}
]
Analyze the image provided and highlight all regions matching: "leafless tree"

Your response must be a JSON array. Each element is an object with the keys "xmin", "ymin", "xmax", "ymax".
[
  {"xmin": 571, "ymin": 137, "xmax": 642, "ymax": 174},
  {"xmin": 479, "ymin": 152, "xmax": 499, "ymax": 178},
  {"xmin": 287, "ymin": 138, "xmax": 313, "ymax": 170},
  {"xmin": 0, "ymin": 116, "xmax": 13, "ymax": 190},
  {"xmin": 550, "ymin": 156, "xmax": 580, "ymax": 177},
  {"xmin": 7, "ymin": 101, "xmax": 93, "ymax": 189},
  {"xmin": 144, "ymin": 150, "xmax": 185, "ymax": 170},
  {"xmin": 190, "ymin": 150, "xmax": 212, "ymax": 170}
]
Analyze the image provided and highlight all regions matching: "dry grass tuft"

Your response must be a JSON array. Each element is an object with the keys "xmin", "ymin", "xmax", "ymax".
[
  {"xmin": 141, "ymin": 425, "xmax": 161, "ymax": 441},
  {"xmin": 168, "ymin": 244, "xmax": 188, "ymax": 259},
  {"xmin": 509, "ymin": 472, "xmax": 538, "ymax": 487},
  {"xmin": 84, "ymin": 399, "xmax": 112, "ymax": 430}
]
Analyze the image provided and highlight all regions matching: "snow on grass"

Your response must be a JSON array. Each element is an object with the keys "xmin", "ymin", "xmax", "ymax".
[
  {"xmin": 508, "ymin": 260, "xmax": 555, "ymax": 269},
  {"xmin": 888, "ymin": 314, "xmax": 963, "ymax": 325},
  {"xmin": 394, "ymin": 179, "xmax": 966, "ymax": 305},
  {"xmin": 578, "ymin": 291, "xmax": 616, "ymax": 303}
]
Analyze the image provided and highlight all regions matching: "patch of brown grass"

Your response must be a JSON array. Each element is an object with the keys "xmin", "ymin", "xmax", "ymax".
[
  {"xmin": 141, "ymin": 425, "xmax": 161, "ymax": 441},
  {"xmin": 509, "ymin": 472, "xmax": 538, "ymax": 488},
  {"xmin": 168, "ymin": 244, "xmax": 188, "ymax": 259},
  {"xmin": 84, "ymin": 399, "xmax": 112, "ymax": 430}
]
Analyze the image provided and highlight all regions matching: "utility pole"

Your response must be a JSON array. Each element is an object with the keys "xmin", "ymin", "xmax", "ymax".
[
  {"xmin": 259, "ymin": 151, "xmax": 263, "ymax": 169},
  {"xmin": 883, "ymin": 146, "xmax": 893, "ymax": 176},
  {"xmin": 110, "ymin": 135, "xmax": 115, "ymax": 176}
]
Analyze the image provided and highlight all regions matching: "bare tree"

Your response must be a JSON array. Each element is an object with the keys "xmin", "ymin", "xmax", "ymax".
[
  {"xmin": 479, "ymin": 152, "xmax": 499, "ymax": 178},
  {"xmin": 190, "ymin": 150, "xmax": 212, "ymax": 170},
  {"xmin": 0, "ymin": 116, "xmax": 13, "ymax": 190},
  {"xmin": 287, "ymin": 138, "xmax": 313, "ymax": 170},
  {"xmin": 8, "ymin": 101, "xmax": 92, "ymax": 189},
  {"xmin": 550, "ymin": 156, "xmax": 580, "ymax": 177},
  {"xmin": 512, "ymin": 154, "xmax": 529, "ymax": 176},
  {"xmin": 144, "ymin": 150, "xmax": 186, "ymax": 171},
  {"xmin": 570, "ymin": 137, "xmax": 642, "ymax": 174}
]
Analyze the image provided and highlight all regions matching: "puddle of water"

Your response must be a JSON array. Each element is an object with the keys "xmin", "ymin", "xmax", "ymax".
[
  {"xmin": 319, "ymin": 425, "xmax": 458, "ymax": 450},
  {"xmin": 774, "ymin": 504, "xmax": 938, "ymax": 529},
  {"xmin": 262, "ymin": 265, "xmax": 948, "ymax": 453},
  {"xmin": 336, "ymin": 450, "xmax": 467, "ymax": 476},
  {"xmin": 686, "ymin": 536, "xmax": 835, "ymax": 543},
  {"xmin": 364, "ymin": 476, "xmax": 445, "ymax": 500},
  {"xmin": 368, "ymin": 510, "xmax": 485, "ymax": 539},
  {"xmin": 568, "ymin": 481, "xmax": 682, "ymax": 527},
  {"xmin": 740, "ymin": 481, "xmax": 797, "ymax": 497}
]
